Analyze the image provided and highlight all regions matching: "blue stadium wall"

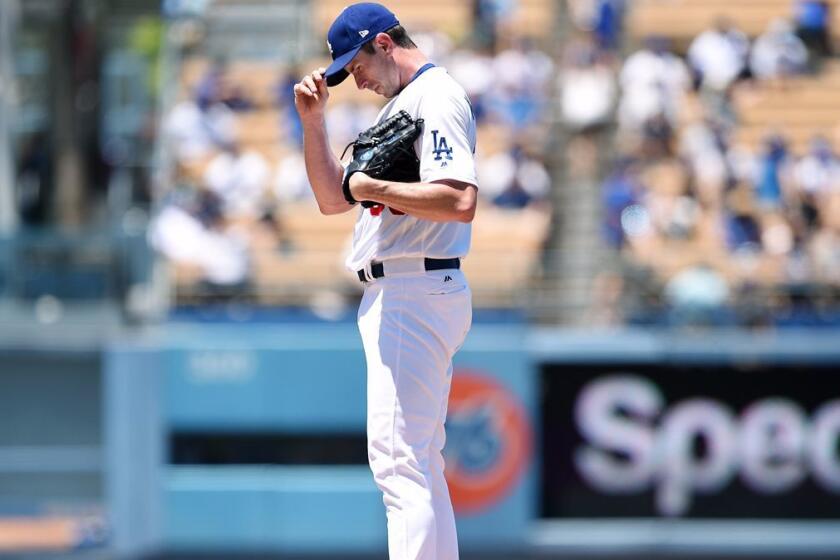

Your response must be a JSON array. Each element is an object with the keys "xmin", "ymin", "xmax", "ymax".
[
  {"xmin": 98, "ymin": 323, "xmax": 840, "ymax": 557},
  {"xmin": 105, "ymin": 321, "xmax": 534, "ymax": 557}
]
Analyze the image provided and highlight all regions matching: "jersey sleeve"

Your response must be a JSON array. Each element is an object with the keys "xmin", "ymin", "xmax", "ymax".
[{"xmin": 416, "ymin": 86, "xmax": 478, "ymax": 187}]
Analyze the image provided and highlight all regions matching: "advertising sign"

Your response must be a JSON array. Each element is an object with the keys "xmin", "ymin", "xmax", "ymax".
[
  {"xmin": 445, "ymin": 368, "xmax": 533, "ymax": 514},
  {"xmin": 542, "ymin": 364, "xmax": 840, "ymax": 518}
]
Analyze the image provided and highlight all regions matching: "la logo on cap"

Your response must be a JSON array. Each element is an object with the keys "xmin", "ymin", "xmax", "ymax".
[{"xmin": 327, "ymin": 40, "xmax": 333, "ymax": 54}]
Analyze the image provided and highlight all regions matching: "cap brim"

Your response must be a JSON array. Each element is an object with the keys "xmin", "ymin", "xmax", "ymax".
[{"xmin": 325, "ymin": 46, "xmax": 362, "ymax": 87}]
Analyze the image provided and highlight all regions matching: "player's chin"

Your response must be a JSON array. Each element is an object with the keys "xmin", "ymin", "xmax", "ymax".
[{"xmin": 367, "ymin": 81, "xmax": 395, "ymax": 97}]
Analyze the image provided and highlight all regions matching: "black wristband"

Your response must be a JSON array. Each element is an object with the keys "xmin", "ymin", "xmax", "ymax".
[{"xmin": 342, "ymin": 172, "xmax": 358, "ymax": 205}]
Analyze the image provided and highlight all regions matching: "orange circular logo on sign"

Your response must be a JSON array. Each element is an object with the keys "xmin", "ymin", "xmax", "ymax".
[{"xmin": 444, "ymin": 368, "xmax": 532, "ymax": 514}]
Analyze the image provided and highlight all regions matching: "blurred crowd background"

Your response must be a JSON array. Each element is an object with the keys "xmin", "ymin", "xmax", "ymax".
[
  {"xmin": 2, "ymin": 0, "xmax": 840, "ymax": 558},
  {"xmin": 4, "ymin": 0, "xmax": 840, "ymax": 329},
  {"xmin": 3, "ymin": 0, "xmax": 840, "ymax": 327}
]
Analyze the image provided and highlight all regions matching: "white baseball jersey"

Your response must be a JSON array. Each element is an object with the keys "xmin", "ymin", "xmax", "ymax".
[{"xmin": 345, "ymin": 66, "xmax": 478, "ymax": 271}]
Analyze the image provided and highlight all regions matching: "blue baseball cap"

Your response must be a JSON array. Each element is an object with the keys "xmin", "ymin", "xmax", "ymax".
[{"xmin": 324, "ymin": 3, "xmax": 400, "ymax": 87}]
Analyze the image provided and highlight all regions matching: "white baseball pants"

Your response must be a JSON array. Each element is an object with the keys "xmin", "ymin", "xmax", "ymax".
[{"xmin": 357, "ymin": 266, "xmax": 472, "ymax": 560}]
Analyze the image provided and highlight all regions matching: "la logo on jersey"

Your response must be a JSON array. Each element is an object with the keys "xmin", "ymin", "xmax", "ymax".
[{"xmin": 431, "ymin": 130, "xmax": 453, "ymax": 167}]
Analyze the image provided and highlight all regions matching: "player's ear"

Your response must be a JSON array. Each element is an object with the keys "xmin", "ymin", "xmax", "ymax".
[{"xmin": 375, "ymin": 33, "xmax": 392, "ymax": 54}]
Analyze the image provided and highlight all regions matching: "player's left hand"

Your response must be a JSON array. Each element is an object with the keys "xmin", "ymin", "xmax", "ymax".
[{"xmin": 341, "ymin": 110, "xmax": 423, "ymax": 205}]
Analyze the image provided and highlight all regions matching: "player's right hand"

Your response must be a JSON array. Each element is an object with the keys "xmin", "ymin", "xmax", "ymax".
[{"xmin": 293, "ymin": 68, "xmax": 329, "ymax": 120}]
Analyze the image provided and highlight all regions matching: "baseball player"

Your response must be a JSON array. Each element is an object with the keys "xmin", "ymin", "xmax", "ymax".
[{"xmin": 293, "ymin": 3, "xmax": 477, "ymax": 559}]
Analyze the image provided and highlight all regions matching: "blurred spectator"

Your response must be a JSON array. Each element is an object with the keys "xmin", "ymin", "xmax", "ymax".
[
  {"xmin": 760, "ymin": 210, "xmax": 795, "ymax": 259},
  {"xmin": 794, "ymin": 0, "xmax": 832, "ymax": 64},
  {"xmin": 792, "ymin": 136, "xmax": 840, "ymax": 233},
  {"xmin": 411, "ymin": 26, "xmax": 453, "ymax": 63},
  {"xmin": 794, "ymin": 135, "xmax": 840, "ymax": 199},
  {"xmin": 687, "ymin": 18, "xmax": 749, "ymax": 93},
  {"xmin": 327, "ymin": 100, "xmax": 381, "ymax": 155},
  {"xmin": 471, "ymin": 0, "xmax": 516, "ymax": 50},
  {"xmin": 809, "ymin": 192, "xmax": 840, "ymax": 284},
  {"xmin": 274, "ymin": 151, "xmax": 315, "ymax": 203},
  {"xmin": 678, "ymin": 108, "xmax": 733, "ymax": 206},
  {"xmin": 728, "ymin": 143, "xmax": 761, "ymax": 188},
  {"xmin": 15, "ymin": 132, "xmax": 53, "ymax": 226},
  {"xmin": 493, "ymin": 36, "xmax": 554, "ymax": 99},
  {"xmin": 486, "ymin": 36, "xmax": 553, "ymax": 129},
  {"xmin": 447, "ymin": 47, "xmax": 495, "ymax": 122},
  {"xmin": 149, "ymin": 186, "xmax": 251, "ymax": 297},
  {"xmin": 476, "ymin": 144, "xmax": 551, "ymax": 209},
  {"xmin": 601, "ymin": 157, "xmax": 643, "ymax": 248},
  {"xmin": 723, "ymin": 186, "xmax": 762, "ymax": 253},
  {"xmin": 750, "ymin": 19, "xmax": 808, "ymax": 80},
  {"xmin": 220, "ymin": 83, "xmax": 256, "ymax": 112},
  {"xmin": 559, "ymin": 37, "xmax": 616, "ymax": 131},
  {"xmin": 641, "ymin": 159, "xmax": 697, "ymax": 241},
  {"xmin": 664, "ymin": 263, "xmax": 730, "ymax": 326},
  {"xmin": 566, "ymin": 0, "xmax": 626, "ymax": 50},
  {"xmin": 587, "ymin": 5, "xmax": 840, "ymax": 326},
  {"xmin": 163, "ymin": 87, "xmax": 236, "ymax": 163},
  {"xmin": 472, "ymin": 0, "xmax": 498, "ymax": 50},
  {"xmin": 755, "ymin": 134, "xmax": 793, "ymax": 210},
  {"xmin": 638, "ymin": 113, "xmax": 674, "ymax": 159},
  {"xmin": 203, "ymin": 141, "xmax": 270, "ymax": 220},
  {"xmin": 196, "ymin": 61, "xmax": 255, "ymax": 112},
  {"xmin": 618, "ymin": 36, "xmax": 690, "ymax": 132},
  {"xmin": 274, "ymin": 66, "xmax": 304, "ymax": 148},
  {"xmin": 592, "ymin": 0, "xmax": 625, "ymax": 51}
]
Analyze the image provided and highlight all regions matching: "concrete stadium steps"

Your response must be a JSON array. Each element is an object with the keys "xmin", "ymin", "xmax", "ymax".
[
  {"xmin": 538, "ymin": 173, "xmax": 611, "ymax": 324},
  {"xmin": 628, "ymin": 0, "xmax": 840, "ymax": 45}
]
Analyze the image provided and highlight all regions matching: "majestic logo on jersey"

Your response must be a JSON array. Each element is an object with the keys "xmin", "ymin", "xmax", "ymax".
[
  {"xmin": 359, "ymin": 29, "xmax": 369, "ymax": 38},
  {"xmin": 431, "ymin": 130, "xmax": 453, "ymax": 166}
]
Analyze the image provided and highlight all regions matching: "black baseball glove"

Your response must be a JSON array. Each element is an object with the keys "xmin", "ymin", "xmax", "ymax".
[{"xmin": 341, "ymin": 110, "xmax": 424, "ymax": 206}]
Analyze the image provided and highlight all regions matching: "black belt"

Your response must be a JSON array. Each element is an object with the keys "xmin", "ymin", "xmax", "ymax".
[{"xmin": 357, "ymin": 257, "xmax": 460, "ymax": 282}]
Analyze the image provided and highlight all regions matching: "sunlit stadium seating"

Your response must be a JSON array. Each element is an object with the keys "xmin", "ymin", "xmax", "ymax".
[
  {"xmin": 314, "ymin": 0, "xmax": 554, "ymax": 41},
  {"xmin": 731, "ymin": 61, "xmax": 840, "ymax": 154},
  {"xmin": 161, "ymin": 0, "xmax": 557, "ymax": 310},
  {"xmin": 628, "ymin": 0, "xmax": 840, "ymax": 44}
]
